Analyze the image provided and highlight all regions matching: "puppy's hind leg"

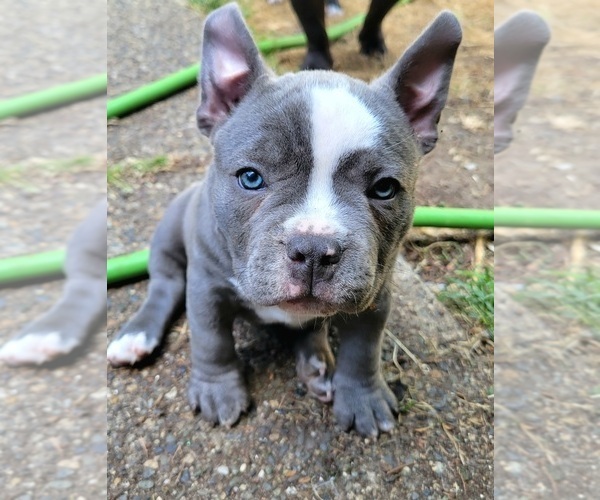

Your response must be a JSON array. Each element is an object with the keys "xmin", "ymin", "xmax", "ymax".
[
  {"xmin": 108, "ymin": 191, "xmax": 191, "ymax": 366},
  {"xmin": 294, "ymin": 321, "xmax": 335, "ymax": 403}
]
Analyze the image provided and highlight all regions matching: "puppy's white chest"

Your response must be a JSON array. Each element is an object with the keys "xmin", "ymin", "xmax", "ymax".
[{"xmin": 252, "ymin": 305, "xmax": 319, "ymax": 328}]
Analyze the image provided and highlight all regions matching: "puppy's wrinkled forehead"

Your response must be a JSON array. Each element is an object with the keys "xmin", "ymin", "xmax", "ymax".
[
  {"xmin": 309, "ymin": 85, "xmax": 381, "ymax": 178},
  {"xmin": 218, "ymin": 74, "xmax": 400, "ymax": 175}
]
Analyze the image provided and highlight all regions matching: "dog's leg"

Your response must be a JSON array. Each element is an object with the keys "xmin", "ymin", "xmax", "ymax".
[
  {"xmin": 290, "ymin": 0, "xmax": 333, "ymax": 70},
  {"xmin": 186, "ymin": 269, "xmax": 250, "ymax": 427},
  {"xmin": 107, "ymin": 190, "xmax": 191, "ymax": 366},
  {"xmin": 294, "ymin": 321, "xmax": 335, "ymax": 402},
  {"xmin": 358, "ymin": 0, "xmax": 397, "ymax": 56},
  {"xmin": 332, "ymin": 285, "xmax": 397, "ymax": 436},
  {"xmin": 0, "ymin": 200, "xmax": 107, "ymax": 366}
]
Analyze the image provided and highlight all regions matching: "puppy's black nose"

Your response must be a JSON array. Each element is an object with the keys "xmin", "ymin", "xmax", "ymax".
[{"xmin": 286, "ymin": 235, "xmax": 342, "ymax": 285}]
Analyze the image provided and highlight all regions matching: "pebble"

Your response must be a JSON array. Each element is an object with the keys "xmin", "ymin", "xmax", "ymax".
[
  {"xmin": 182, "ymin": 453, "xmax": 195, "ymax": 464},
  {"xmin": 504, "ymin": 461, "xmax": 523, "ymax": 475},
  {"xmin": 142, "ymin": 467, "xmax": 156, "ymax": 479},
  {"xmin": 138, "ymin": 480, "xmax": 154, "ymax": 489},
  {"xmin": 180, "ymin": 469, "xmax": 191, "ymax": 483},
  {"xmin": 144, "ymin": 458, "xmax": 159, "ymax": 469},
  {"xmin": 55, "ymin": 468, "xmax": 75, "ymax": 479},
  {"xmin": 47, "ymin": 480, "xmax": 72, "ymax": 490},
  {"xmin": 57, "ymin": 458, "xmax": 80, "ymax": 469},
  {"xmin": 431, "ymin": 461, "xmax": 445, "ymax": 474},
  {"xmin": 216, "ymin": 465, "xmax": 230, "ymax": 476}
]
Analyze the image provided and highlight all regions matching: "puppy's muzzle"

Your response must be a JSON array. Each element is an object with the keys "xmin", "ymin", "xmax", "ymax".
[{"xmin": 286, "ymin": 234, "xmax": 343, "ymax": 289}]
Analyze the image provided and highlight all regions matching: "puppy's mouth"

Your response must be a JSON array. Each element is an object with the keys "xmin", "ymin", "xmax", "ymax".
[{"xmin": 278, "ymin": 296, "xmax": 338, "ymax": 316}]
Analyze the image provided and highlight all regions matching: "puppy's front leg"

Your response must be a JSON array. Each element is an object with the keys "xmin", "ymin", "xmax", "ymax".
[
  {"xmin": 332, "ymin": 286, "xmax": 398, "ymax": 437},
  {"xmin": 186, "ymin": 269, "xmax": 250, "ymax": 427},
  {"xmin": 0, "ymin": 200, "xmax": 107, "ymax": 366},
  {"xmin": 108, "ymin": 190, "xmax": 191, "ymax": 366}
]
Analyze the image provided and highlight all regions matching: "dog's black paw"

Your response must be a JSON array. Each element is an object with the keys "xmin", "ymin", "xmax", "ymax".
[
  {"xmin": 188, "ymin": 370, "xmax": 250, "ymax": 427},
  {"xmin": 333, "ymin": 373, "xmax": 398, "ymax": 437},
  {"xmin": 358, "ymin": 28, "xmax": 387, "ymax": 57}
]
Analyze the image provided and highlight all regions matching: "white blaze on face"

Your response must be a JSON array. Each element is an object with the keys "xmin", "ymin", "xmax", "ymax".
[{"xmin": 285, "ymin": 86, "xmax": 381, "ymax": 234}]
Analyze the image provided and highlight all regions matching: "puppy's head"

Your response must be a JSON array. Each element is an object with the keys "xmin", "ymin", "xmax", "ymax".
[{"xmin": 197, "ymin": 3, "xmax": 461, "ymax": 319}]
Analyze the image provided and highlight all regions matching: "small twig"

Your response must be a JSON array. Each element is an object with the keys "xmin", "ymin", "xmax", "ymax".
[
  {"xmin": 416, "ymin": 401, "xmax": 467, "ymax": 466},
  {"xmin": 456, "ymin": 391, "xmax": 492, "ymax": 411},
  {"xmin": 171, "ymin": 320, "xmax": 190, "ymax": 351},
  {"xmin": 384, "ymin": 329, "xmax": 430, "ymax": 374},
  {"xmin": 386, "ymin": 462, "xmax": 411, "ymax": 475},
  {"xmin": 391, "ymin": 344, "xmax": 403, "ymax": 374},
  {"xmin": 570, "ymin": 233, "xmax": 587, "ymax": 270},
  {"xmin": 137, "ymin": 437, "xmax": 149, "ymax": 457},
  {"xmin": 496, "ymin": 402, "xmax": 556, "ymax": 465},
  {"xmin": 474, "ymin": 232, "xmax": 486, "ymax": 268},
  {"xmin": 541, "ymin": 462, "xmax": 559, "ymax": 497}
]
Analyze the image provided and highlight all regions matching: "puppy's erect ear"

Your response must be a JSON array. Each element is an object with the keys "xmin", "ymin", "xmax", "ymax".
[
  {"xmin": 494, "ymin": 11, "xmax": 550, "ymax": 153},
  {"xmin": 196, "ymin": 3, "xmax": 267, "ymax": 136},
  {"xmin": 372, "ymin": 11, "xmax": 462, "ymax": 155}
]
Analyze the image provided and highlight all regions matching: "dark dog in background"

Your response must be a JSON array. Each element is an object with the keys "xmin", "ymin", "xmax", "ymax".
[{"xmin": 291, "ymin": 0, "xmax": 399, "ymax": 69}]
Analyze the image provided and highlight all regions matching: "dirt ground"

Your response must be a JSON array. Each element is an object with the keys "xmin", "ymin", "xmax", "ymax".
[
  {"xmin": 494, "ymin": 0, "xmax": 600, "ymax": 498},
  {"xmin": 0, "ymin": 166, "xmax": 107, "ymax": 499},
  {"xmin": 107, "ymin": 0, "xmax": 494, "ymax": 498},
  {"xmin": 0, "ymin": 1, "xmax": 107, "ymax": 498}
]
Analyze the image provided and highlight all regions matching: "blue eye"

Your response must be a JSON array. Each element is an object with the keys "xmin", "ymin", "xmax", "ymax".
[
  {"xmin": 237, "ymin": 169, "xmax": 265, "ymax": 190},
  {"xmin": 368, "ymin": 178, "xmax": 400, "ymax": 200}
]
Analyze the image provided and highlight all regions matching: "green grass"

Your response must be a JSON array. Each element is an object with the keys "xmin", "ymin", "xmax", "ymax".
[
  {"xmin": 188, "ymin": 0, "xmax": 228, "ymax": 12},
  {"xmin": 108, "ymin": 156, "xmax": 169, "ymax": 192},
  {"xmin": 438, "ymin": 266, "xmax": 494, "ymax": 338},
  {"xmin": 515, "ymin": 267, "xmax": 600, "ymax": 337},
  {"xmin": 398, "ymin": 398, "xmax": 417, "ymax": 414},
  {"xmin": 0, "ymin": 156, "xmax": 95, "ymax": 186},
  {"xmin": 188, "ymin": 0, "xmax": 251, "ymax": 16}
]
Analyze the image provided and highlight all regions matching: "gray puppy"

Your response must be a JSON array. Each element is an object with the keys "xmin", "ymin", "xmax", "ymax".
[{"xmin": 108, "ymin": 3, "xmax": 461, "ymax": 437}]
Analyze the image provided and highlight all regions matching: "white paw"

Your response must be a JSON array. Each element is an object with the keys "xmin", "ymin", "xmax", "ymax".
[
  {"xmin": 296, "ymin": 354, "xmax": 333, "ymax": 403},
  {"xmin": 0, "ymin": 332, "xmax": 78, "ymax": 366},
  {"xmin": 107, "ymin": 332, "xmax": 157, "ymax": 366}
]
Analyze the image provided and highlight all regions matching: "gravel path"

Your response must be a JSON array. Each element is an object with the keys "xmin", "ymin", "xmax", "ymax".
[
  {"xmin": 0, "ymin": 168, "xmax": 106, "ymax": 499},
  {"xmin": 494, "ymin": 1, "xmax": 600, "ymax": 497},
  {"xmin": 108, "ymin": 0, "xmax": 210, "ymax": 163},
  {"xmin": 108, "ymin": 162, "xmax": 493, "ymax": 498},
  {"xmin": 0, "ymin": 0, "xmax": 107, "ymax": 497},
  {"xmin": 0, "ymin": 0, "xmax": 106, "ymax": 164}
]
